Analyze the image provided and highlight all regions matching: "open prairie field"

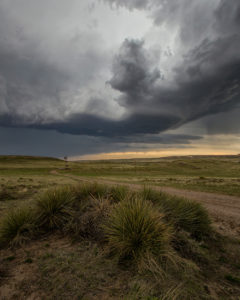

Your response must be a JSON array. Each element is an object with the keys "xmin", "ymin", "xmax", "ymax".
[
  {"xmin": 0, "ymin": 155, "xmax": 240, "ymax": 299},
  {"xmin": 67, "ymin": 155, "xmax": 240, "ymax": 197}
]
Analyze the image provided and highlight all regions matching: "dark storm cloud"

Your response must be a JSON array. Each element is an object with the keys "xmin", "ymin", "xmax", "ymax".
[
  {"xmin": 0, "ymin": 0, "xmax": 240, "ymax": 154},
  {"xmin": 109, "ymin": 39, "xmax": 162, "ymax": 106},
  {"xmin": 106, "ymin": 133, "xmax": 201, "ymax": 144},
  {"xmin": 104, "ymin": 0, "xmax": 240, "ymax": 127},
  {"xmin": 0, "ymin": 126, "xmax": 201, "ymax": 157},
  {"xmin": 0, "ymin": 111, "xmax": 180, "ymax": 137},
  {"xmin": 108, "ymin": 36, "xmax": 240, "ymax": 127},
  {"xmin": 197, "ymin": 107, "xmax": 240, "ymax": 135}
]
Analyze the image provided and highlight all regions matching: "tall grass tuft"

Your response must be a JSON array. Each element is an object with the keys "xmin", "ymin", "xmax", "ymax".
[
  {"xmin": 73, "ymin": 182, "xmax": 108, "ymax": 201},
  {"xmin": 36, "ymin": 187, "xmax": 75, "ymax": 230},
  {"xmin": 0, "ymin": 207, "xmax": 36, "ymax": 247},
  {"xmin": 142, "ymin": 188, "xmax": 211, "ymax": 239},
  {"xmin": 104, "ymin": 196, "xmax": 171, "ymax": 260},
  {"xmin": 0, "ymin": 186, "xmax": 15, "ymax": 201},
  {"xmin": 108, "ymin": 185, "xmax": 129, "ymax": 203},
  {"xmin": 65, "ymin": 195, "xmax": 111, "ymax": 241}
]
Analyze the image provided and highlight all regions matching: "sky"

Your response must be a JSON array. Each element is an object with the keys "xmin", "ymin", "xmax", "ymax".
[{"xmin": 0, "ymin": 0, "xmax": 239, "ymax": 159}]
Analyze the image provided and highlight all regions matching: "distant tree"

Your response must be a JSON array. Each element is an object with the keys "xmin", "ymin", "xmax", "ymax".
[{"xmin": 64, "ymin": 156, "xmax": 68, "ymax": 169}]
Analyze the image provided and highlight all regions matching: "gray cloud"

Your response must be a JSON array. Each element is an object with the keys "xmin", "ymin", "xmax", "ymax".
[
  {"xmin": 107, "ymin": 35, "xmax": 240, "ymax": 127},
  {"xmin": 0, "ymin": 126, "xmax": 200, "ymax": 157},
  {"xmin": 196, "ymin": 107, "xmax": 240, "ymax": 135},
  {"xmin": 215, "ymin": 0, "xmax": 240, "ymax": 35},
  {"xmin": 0, "ymin": 111, "xmax": 179, "ymax": 137},
  {"xmin": 0, "ymin": 0, "xmax": 239, "ymax": 156},
  {"xmin": 109, "ymin": 39, "xmax": 162, "ymax": 106},
  {"xmin": 103, "ymin": 0, "xmax": 151, "ymax": 10},
  {"xmin": 0, "ymin": 0, "xmax": 110, "ymax": 121}
]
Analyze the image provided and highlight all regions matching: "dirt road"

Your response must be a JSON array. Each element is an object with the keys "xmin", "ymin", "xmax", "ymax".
[{"xmin": 52, "ymin": 171, "xmax": 240, "ymax": 236}]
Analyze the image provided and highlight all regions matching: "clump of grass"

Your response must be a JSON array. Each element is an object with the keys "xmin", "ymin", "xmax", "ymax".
[
  {"xmin": 141, "ymin": 188, "xmax": 211, "ymax": 239},
  {"xmin": 73, "ymin": 182, "xmax": 108, "ymax": 201},
  {"xmin": 109, "ymin": 185, "xmax": 129, "ymax": 203},
  {"xmin": 65, "ymin": 195, "xmax": 111, "ymax": 241},
  {"xmin": 104, "ymin": 196, "xmax": 172, "ymax": 260},
  {"xmin": 36, "ymin": 187, "xmax": 75, "ymax": 230},
  {"xmin": 0, "ymin": 185, "xmax": 15, "ymax": 201},
  {"xmin": 73, "ymin": 183, "xmax": 129, "ymax": 204},
  {"xmin": 0, "ymin": 207, "xmax": 36, "ymax": 247}
]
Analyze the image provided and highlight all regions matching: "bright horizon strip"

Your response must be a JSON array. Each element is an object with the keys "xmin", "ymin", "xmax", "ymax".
[
  {"xmin": 69, "ymin": 134, "xmax": 240, "ymax": 161},
  {"xmin": 70, "ymin": 149, "xmax": 239, "ymax": 161}
]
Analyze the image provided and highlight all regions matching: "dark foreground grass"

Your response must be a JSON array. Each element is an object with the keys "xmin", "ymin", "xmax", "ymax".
[
  {"xmin": 0, "ymin": 182, "xmax": 240, "ymax": 299},
  {"xmin": 0, "ymin": 207, "xmax": 36, "ymax": 247}
]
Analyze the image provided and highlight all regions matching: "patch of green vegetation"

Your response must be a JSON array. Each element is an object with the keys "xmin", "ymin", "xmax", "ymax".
[
  {"xmin": 0, "ymin": 206, "xmax": 36, "ymax": 247},
  {"xmin": 104, "ymin": 196, "xmax": 171, "ymax": 260},
  {"xmin": 67, "ymin": 156, "xmax": 240, "ymax": 179},
  {"xmin": 36, "ymin": 187, "xmax": 75, "ymax": 230},
  {"xmin": 4, "ymin": 255, "xmax": 16, "ymax": 262},
  {"xmin": 0, "ymin": 156, "xmax": 240, "ymax": 299},
  {"xmin": 141, "ymin": 188, "xmax": 211, "ymax": 239},
  {"xmin": 225, "ymin": 274, "xmax": 240, "ymax": 285},
  {"xmin": 1, "ymin": 155, "xmax": 240, "ymax": 197},
  {"xmin": 154, "ymin": 178, "xmax": 240, "ymax": 197},
  {"xmin": 24, "ymin": 257, "xmax": 33, "ymax": 264},
  {"xmin": 0, "ymin": 182, "xmax": 225, "ymax": 298}
]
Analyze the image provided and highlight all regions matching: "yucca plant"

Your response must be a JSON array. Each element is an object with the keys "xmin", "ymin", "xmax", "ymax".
[
  {"xmin": 104, "ymin": 196, "xmax": 172, "ymax": 260},
  {"xmin": 141, "ymin": 188, "xmax": 211, "ymax": 239},
  {"xmin": 0, "ymin": 207, "xmax": 36, "ymax": 247},
  {"xmin": 65, "ymin": 195, "xmax": 111, "ymax": 241},
  {"xmin": 73, "ymin": 183, "xmax": 108, "ymax": 201},
  {"xmin": 160, "ymin": 197, "xmax": 211, "ymax": 239},
  {"xmin": 109, "ymin": 185, "xmax": 129, "ymax": 203},
  {"xmin": 36, "ymin": 187, "xmax": 75, "ymax": 230}
]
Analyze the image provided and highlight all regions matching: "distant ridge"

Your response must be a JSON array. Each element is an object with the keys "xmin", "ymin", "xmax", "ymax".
[
  {"xmin": 0, "ymin": 155, "xmax": 62, "ymax": 162},
  {"xmin": 73, "ymin": 154, "xmax": 240, "ymax": 162}
]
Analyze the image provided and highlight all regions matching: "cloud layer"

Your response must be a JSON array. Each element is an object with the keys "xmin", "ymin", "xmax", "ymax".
[{"xmin": 0, "ymin": 0, "xmax": 239, "ymax": 156}]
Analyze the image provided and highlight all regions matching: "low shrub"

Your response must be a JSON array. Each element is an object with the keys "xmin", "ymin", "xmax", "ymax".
[
  {"xmin": 104, "ymin": 196, "xmax": 172, "ymax": 260},
  {"xmin": 36, "ymin": 187, "xmax": 75, "ymax": 230},
  {"xmin": 0, "ymin": 207, "xmax": 36, "ymax": 247}
]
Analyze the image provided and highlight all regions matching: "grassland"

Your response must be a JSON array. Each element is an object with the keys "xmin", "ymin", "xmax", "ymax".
[
  {"xmin": 67, "ymin": 156, "xmax": 240, "ymax": 197},
  {"xmin": 1, "ymin": 155, "xmax": 240, "ymax": 199},
  {"xmin": 0, "ymin": 155, "xmax": 240, "ymax": 299}
]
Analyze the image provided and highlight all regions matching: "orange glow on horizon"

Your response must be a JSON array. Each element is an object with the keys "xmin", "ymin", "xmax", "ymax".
[
  {"xmin": 70, "ymin": 148, "xmax": 238, "ymax": 161},
  {"xmin": 69, "ymin": 134, "xmax": 240, "ymax": 161}
]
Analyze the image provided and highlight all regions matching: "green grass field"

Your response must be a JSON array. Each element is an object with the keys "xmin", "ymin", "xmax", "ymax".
[
  {"xmin": 50, "ymin": 155, "xmax": 240, "ymax": 196},
  {"xmin": 0, "ymin": 155, "xmax": 240, "ymax": 299},
  {"xmin": 1, "ymin": 155, "xmax": 240, "ymax": 214}
]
